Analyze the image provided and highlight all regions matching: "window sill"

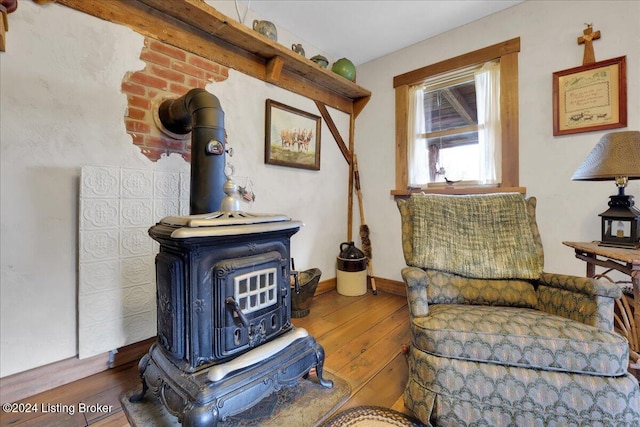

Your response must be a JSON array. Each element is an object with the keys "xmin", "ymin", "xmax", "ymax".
[{"xmin": 391, "ymin": 186, "xmax": 527, "ymax": 198}]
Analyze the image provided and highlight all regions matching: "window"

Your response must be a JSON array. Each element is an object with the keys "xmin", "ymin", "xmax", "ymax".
[
  {"xmin": 393, "ymin": 38, "xmax": 522, "ymax": 195},
  {"xmin": 413, "ymin": 62, "xmax": 500, "ymax": 186}
]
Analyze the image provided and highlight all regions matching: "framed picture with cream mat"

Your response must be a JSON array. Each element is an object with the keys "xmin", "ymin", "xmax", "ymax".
[{"xmin": 265, "ymin": 99, "xmax": 321, "ymax": 170}]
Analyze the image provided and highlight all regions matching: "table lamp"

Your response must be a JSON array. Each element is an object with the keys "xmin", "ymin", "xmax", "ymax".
[{"xmin": 572, "ymin": 130, "xmax": 640, "ymax": 248}]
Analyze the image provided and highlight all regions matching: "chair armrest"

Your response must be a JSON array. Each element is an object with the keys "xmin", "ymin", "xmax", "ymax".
[
  {"xmin": 538, "ymin": 272, "xmax": 622, "ymax": 298},
  {"xmin": 536, "ymin": 272, "xmax": 621, "ymax": 330},
  {"xmin": 401, "ymin": 266, "xmax": 430, "ymax": 318}
]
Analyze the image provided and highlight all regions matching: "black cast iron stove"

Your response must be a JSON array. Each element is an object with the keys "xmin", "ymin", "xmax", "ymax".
[{"xmin": 129, "ymin": 89, "xmax": 331, "ymax": 426}]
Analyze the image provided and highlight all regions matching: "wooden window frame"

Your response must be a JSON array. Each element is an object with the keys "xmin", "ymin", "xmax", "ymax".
[{"xmin": 392, "ymin": 37, "xmax": 524, "ymax": 196}]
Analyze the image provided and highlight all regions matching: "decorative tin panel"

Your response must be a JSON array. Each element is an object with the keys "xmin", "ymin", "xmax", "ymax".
[{"xmin": 78, "ymin": 165, "xmax": 189, "ymax": 359}]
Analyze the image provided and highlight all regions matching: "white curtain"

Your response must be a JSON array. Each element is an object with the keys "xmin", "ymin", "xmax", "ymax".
[
  {"xmin": 475, "ymin": 62, "xmax": 502, "ymax": 184},
  {"xmin": 408, "ymin": 85, "xmax": 428, "ymax": 186},
  {"xmin": 474, "ymin": 61, "xmax": 501, "ymax": 184}
]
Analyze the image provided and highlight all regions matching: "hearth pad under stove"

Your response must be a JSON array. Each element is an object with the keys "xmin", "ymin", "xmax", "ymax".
[{"xmin": 129, "ymin": 211, "xmax": 332, "ymax": 427}]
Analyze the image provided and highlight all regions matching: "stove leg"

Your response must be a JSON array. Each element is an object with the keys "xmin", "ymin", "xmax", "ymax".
[
  {"xmin": 128, "ymin": 381, "xmax": 148, "ymax": 403},
  {"xmin": 129, "ymin": 353, "xmax": 151, "ymax": 403},
  {"xmin": 313, "ymin": 343, "xmax": 333, "ymax": 388}
]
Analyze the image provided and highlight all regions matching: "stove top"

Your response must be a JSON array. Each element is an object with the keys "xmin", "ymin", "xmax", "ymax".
[{"xmin": 158, "ymin": 211, "xmax": 303, "ymax": 239}]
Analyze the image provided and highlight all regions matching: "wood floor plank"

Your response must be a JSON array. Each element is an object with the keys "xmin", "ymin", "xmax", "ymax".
[
  {"xmin": 336, "ymin": 320, "xmax": 411, "ymax": 391},
  {"xmin": 291, "ymin": 315, "xmax": 337, "ymax": 338},
  {"xmin": 81, "ymin": 365, "xmax": 139, "ymax": 424},
  {"xmin": 325, "ymin": 305, "xmax": 409, "ymax": 372},
  {"xmin": 317, "ymin": 296, "xmax": 406, "ymax": 356},
  {"xmin": 290, "ymin": 291, "xmax": 365, "ymax": 334},
  {"xmin": 296, "ymin": 290, "xmax": 363, "ymax": 319},
  {"xmin": 0, "ymin": 396, "xmax": 87, "ymax": 426},
  {"xmin": 89, "ymin": 411, "xmax": 130, "ymax": 426},
  {"xmin": 340, "ymin": 352, "xmax": 409, "ymax": 410},
  {"xmin": 391, "ymin": 395, "xmax": 414, "ymax": 416},
  {"xmin": 320, "ymin": 293, "xmax": 398, "ymax": 327},
  {"xmin": 1, "ymin": 365, "xmax": 137, "ymax": 427},
  {"xmin": 348, "ymin": 354, "xmax": 408, "ymax": 408},
  {"xmin": 293, "ymin": 292, "xmax": 399, "ymax": 339},
  {"xmin": 0, "ymin": 408, "xmax": 87, "ymax": 427}
]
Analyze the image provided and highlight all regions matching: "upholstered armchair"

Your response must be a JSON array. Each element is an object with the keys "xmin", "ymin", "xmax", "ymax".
[{"xmin": 397, "ymin": 193, "xmax": 640, "ymax": 426}]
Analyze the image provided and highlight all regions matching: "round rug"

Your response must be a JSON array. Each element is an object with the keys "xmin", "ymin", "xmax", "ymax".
[{"xmin": 322, "ymin": 406, "xmax": 428, "ymax": 427}]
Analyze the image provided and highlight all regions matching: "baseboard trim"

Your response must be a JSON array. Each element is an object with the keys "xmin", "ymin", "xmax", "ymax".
[
  {"xmin": 316, "ymin": 276, "xmax": 406, "ymax": 297},
  {"xmin": 110, "ymin": 337, "xmax": 155, "ymax": 368},
  {"xmin": 315, "ymin": 277, "xmax": 337, "ymax": 295},
  {"xmin": 0, "ymin": 352, "xmax": 110, "ymax": 404},
  {"xmin": 372, "ymin": 277, "xmax": 406, "ymax": 296},
  {"xmin": 0, "ymin": 337, "xmax": 156, "ymax": 404}
]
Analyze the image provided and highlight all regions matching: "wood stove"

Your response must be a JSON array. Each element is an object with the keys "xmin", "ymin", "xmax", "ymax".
[
  {"xmin": 129, "ymin": 89, "xmax": 331, "ymax": 426},
  {"xmin": 152, "ymin": 212, "xmax": 299, "ymax": 371}
]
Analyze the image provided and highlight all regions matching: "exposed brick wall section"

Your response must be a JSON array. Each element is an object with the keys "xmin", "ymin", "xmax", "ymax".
[{"xmin": 122, "ymin": 38, "xmax": 229, "ymax": 162}]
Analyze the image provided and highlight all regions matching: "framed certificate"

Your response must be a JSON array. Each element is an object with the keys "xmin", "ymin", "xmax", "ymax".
[{"xmin": 552, "ymin": 56, "xmax": 627, "ymax": 136}]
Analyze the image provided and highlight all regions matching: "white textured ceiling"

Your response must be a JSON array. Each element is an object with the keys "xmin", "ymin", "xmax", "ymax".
[{"xmin": 233, "ymin": 0, "xmax": 523, "ymax": 65}]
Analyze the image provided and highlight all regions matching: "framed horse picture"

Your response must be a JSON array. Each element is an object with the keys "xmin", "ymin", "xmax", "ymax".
[{"xmin": 265, "ymin": 99, "xmax": 321, "ymax": 170}]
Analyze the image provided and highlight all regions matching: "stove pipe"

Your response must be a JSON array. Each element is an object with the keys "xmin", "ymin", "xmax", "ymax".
[{"xmin": 158, "ymin": 88, "xmax": 226, "ymax": 215}]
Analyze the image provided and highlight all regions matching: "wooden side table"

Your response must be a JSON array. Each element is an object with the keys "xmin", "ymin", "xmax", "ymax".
[{"xmin": 563, "ymin": 241, "xmax": 640, "ymax": 369}]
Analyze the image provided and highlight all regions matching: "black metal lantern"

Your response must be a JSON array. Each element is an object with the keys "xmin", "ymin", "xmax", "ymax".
[
  {"xmin": 599, "ymin": 191, "xmax": 640, "ymax": 248},
  {"xmin": 572, "ymin": 131, "xmax": 640, "ymax": 249}
]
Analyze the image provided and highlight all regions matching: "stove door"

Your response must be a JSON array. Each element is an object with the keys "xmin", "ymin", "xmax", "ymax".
[{"xmin": 213, "ymin": 251, "xmax": 290, "ymax": 361}]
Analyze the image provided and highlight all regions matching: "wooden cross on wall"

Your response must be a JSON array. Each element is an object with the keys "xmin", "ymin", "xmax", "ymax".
[{"xmin": 577, "ymin": 23, "xmax": 601, "ymax": 65}]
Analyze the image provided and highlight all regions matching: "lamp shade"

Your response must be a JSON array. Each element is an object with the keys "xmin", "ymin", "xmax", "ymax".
[{"xmin": 572, "ymin": 131, "xmax": 640, "ymax": 181}]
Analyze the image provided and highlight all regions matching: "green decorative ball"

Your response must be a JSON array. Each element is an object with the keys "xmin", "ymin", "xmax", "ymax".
[{"xmin": 331, "ymin": 58, "xmax": 356, "ymax": 82}]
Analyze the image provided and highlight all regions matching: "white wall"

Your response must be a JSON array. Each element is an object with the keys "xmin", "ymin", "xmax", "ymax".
[
  {"xmin": 0, "ymin": 1, "xmax": 349, "ymax": 377},
  {"xmin": 355, "ymin": 0, "xmax": 640, "ymax": 282}
]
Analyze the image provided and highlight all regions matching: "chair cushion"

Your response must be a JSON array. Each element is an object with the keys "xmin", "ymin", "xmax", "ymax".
[
  {"xmin": 412, "ymin": 304, "xmax": 629, "ymax": 376},
  {"xmin": 408, "ymin": 193, "xmax": 543, "ymax": 279},
  {"xmin": 425, "ymin": 269, "xmax": 538, "ymax": 309},
  {"xmin": 396, "ymin": 196, "xmax": 544, "ymax": 272}
]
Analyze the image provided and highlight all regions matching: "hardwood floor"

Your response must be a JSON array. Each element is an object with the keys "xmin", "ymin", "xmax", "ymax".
[{"xmin": 0, "ymin": 290, "xmax": 412, "ymax": 426}]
